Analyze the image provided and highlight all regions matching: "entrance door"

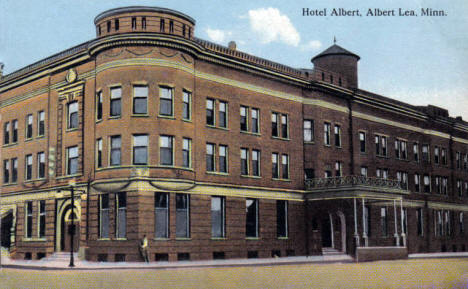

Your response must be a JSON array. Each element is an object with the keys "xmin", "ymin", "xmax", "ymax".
[
  {"xmin": 1, "ymin": 212, "xmax": 13, "ymax": 249},
  {"xmin": 60, "ymin": 207, "xmax": 80, "ymax": 252},
  {"xmin": 321, "ymin": 217, "xmax": 332, "ymax": 247}
]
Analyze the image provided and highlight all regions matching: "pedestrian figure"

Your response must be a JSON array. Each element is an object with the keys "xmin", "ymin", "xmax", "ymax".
[{"xmin": 140, "ymin": 234, "xmax": 149, "ymax": 263}]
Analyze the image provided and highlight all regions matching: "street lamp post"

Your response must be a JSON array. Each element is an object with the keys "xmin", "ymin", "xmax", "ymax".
[{"xmin": 69, "ymin": 181, "xmax": 75, "ymax": 267}]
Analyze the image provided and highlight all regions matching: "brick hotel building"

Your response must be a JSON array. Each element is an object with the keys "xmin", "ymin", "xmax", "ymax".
[{"xmin": 0, "ymin": 6, "xmax": 467, "ymax": 262}]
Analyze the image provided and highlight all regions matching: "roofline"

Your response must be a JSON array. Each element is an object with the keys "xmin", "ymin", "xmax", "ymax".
[
  {"xmin": 312, "ymin": 52, "xmax": 360, "ymax": 61},
  {"xmin": 94, "ymin": 6, "xmax": 196, "ymax": 25}
]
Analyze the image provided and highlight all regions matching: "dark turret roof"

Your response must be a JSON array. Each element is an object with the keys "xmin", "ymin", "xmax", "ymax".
[{"xmin": 312, "ymin": 44, "xmax": 360, "ymax": 61}]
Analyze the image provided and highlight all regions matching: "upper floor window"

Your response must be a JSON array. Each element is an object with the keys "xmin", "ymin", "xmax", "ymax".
[
  {"xmin": 66, "ymin": 146, "xmax": 78, "ymax": 175},
  {"xmin": 334, "ymin": 125, "xmax": 341, "ymax": 147},
  {"xmin": 218, "ymin": 101, "xmax": 227, "ymax": 128},
  {"xmin": 464, "ymin": 154, "xmax": 468, "ymax": 171},
  {"xmin": 324, "ymin": 122, "xmax": 331, "ymax": 146},
  {"xmin": 68, "ymin": 101, "xmax": 78, "ymax": 129},
  {"xmin": 206, "ymin": 143, "xmax": 215, "ymax": 172},
  {"xmin": 251, "ymin": 108, "xmax": 259, "ymax": 133},
  {"xmin": 240, "ymin": 148, "xmax": 249, "ymax": 175},
  {"xmin": 240, "ymin": 106, "xmax": 248, "ymax": 132},
  {"xmin": 3, "ymin": 160, "xmax": 9, "ymax": 183},
  {"xmin": 169, "ymin": 20, "xmax": 174, "ymax": 33},
  {"xmin": 132, "ymin": 17, "xmax": 137, "ymax": 30},
  {"xmin": 96, "ymin": 139, "xmax": 102, "ymax": 168},
  {"xmin": 206, "ymin": 99, "xmax": 215, "ymax": 126},
  {"xmin": 423, "ymin": 175, "xmax": 431, "ymax": 193},
  {"xmin": 335, "ymin": 161, "xmax": 342, "ymax": 177},
  {"xmin": 456, "ymin": 152, "xmax": 461, "ymax": 169},
  {"xmin": 422, "ymin": 144, "xmax": 430, "ymax": 163},
  {"xmin": 142, "ymin": 17, "xmax": 146, "ymax": 29},
  {"xmin": 96, "ymin": 91, "xmax": 103, "ymax": 121},
  {"xmin": 360, "ymin": 166, "xmax": 368, "ymax": 177},
  {"xmin": 395, "ymin": 139, "xmax": 407, "ymax": 159},
  {"xmin": 441, "ymin": 148, "xmax": 447, "ymax": 165},
  {"xmin": 25, "ymin": 154, "xmax": 33, "ymax": 180},
  {"xmin": 182, "ymin": 90, "xmax": 191, "ymax": 121},
  {"xmin": 182, "ymin": 138, "xmax": 192, "ymax": 168},
  {"xmin": 11, "ymin": 158, "xmax": 18, "ymax": 183},
  {"xmin": 376, "ymin": 168, "xmax": 388, "ymax": 179},
  {"xmin": 3, "ymin": 122, "xmax": 10, "ymax": 145},
  {"xmin": 303, "ymin": 120, "xmax": 314, "ymax": 142},
  {"xmin": 413, "ymin": 143, "xmax": 419, "ymax": 162},
  {"xmin": 110, "ymin": 135, "xmax": 121, "ymax": 166},
  {"xmin": 107, "ymin": 21, "xmax": 111, "ymax": 33},
  {"xmin": 359, "ymin": 132, "xmax": 366, "ymax": 153},
  {"xmin": 38, "ymin": 111, "xmax": 45, "ymax": 136},
  {"xmin": 26, "ymin": 114, "xmax": 33, "ymax": 139},
  {"xmin": 434, "ymin": 146, "xmax": 440, "ymax": 164},
  {"xmin": 114, "ymin": 19, "xmax": 119, "ymax": 31},
  {"xmin": 110, "ymin": 87, "xmax": 122, "ymax": 117},
  {"xmin": 272, "ymin": 153, "xmax": 279, "ymax": 179},
  {"xmin": 375, "ymin": 135, "xmax": 387, "ymax": 156},
  {"xmin": 133, "ymin": 134, "xmax": 148, "ymax": 165},
  {"xmin": 160, "ymin": 135, "xmax": 174, "ymax": 166},
  {"xmin": 12, "ymin": 120, "xmax": 18, "ymax": 143},
  {"xmin": 282, "ymin": 154, "xmax": 289, "ymax": 179},
  {"xmin": 271, "ymin": 113, "xmax": 279, "ymax": 137},
  {"xmin": 133, "ymin": 86, "xmax": 148, "ymax": 115},
  {"xmin": 160, "ymin": 19, "xmax": 165, "ymax": 32},
  {"xmin": 396, "ymin": 171, "xmax": 408, "ymax": 190},
  {"xmin": 252, "ymin": 149, "xmax": 260, "ymax": 177},
  {"xmin": 281, "ymin": 115, "xmax": 288, "ymax": 138},
  {"xmin": 37, "ymin": 152, "xmax": 45, "ymax": 179},
  {"xmin": 414, "ymin": 174, "xmax": 420, "ymax": 192},
  {"xmin": 159, "ymin": 87, "xmax": 173, "ymax": 117},
  {"xmin": 219, "ymin": 145, "xmax": 228, "ymax": 173}
]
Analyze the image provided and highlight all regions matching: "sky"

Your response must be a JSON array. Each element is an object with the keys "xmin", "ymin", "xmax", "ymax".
[{"xmin": 0, "ymin": 0, "xmax": 467, "ymax": 118}]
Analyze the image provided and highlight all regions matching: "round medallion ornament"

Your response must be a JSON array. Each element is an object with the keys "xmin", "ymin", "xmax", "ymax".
[{"xmin": 66, "ymin": 69, "xmax": 77, "ymax": 83}]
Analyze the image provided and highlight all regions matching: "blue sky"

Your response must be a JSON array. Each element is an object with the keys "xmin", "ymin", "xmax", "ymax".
[{"xmin": 1, "ymin": 0, "xmax": 467, "ymax": 117}]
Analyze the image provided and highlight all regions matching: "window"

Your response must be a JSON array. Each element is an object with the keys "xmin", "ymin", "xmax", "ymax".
[
  {"xmin": 133, "ymin": 135, "xmax": 148, "ymax": 165},
  {"xmin": 375, "ymin": 135, "xmax": 387, "ymax": 156},
  {"xmin": 155, "ymin": 192, "xmax": 169, "ymax": 238},
  {"xmin": 457, "ymin": 180, "xmax": 462, "ymax": 197},
  {"xmin": 26, "ymin": 114, "xmax": 33, "ymax": 139},
  {"xmin": 25, "ymin": 201, "xmax": 33, "ymax": 238},
  {"xmin": 442, "ymin": 177, "xmax": 448, "ymax": 195},
  {"xmin": 206, "ymin": 143, "xmax": 215, "ymax": 172},
  {"xmin": 414, "ymin": 174, "xmax": 420, "ymax": 192},
  {"xmin": 12, "ymin": 120, "xmax": 18, "ymax": 143},
  {"xmin": 96, "ymin": 139, "xmax": 102, "ymax": 168},
  {"xmin": 132, "ymin": 17, "xmax": 137, "ymax": 29},
  {"xmin": 422, "ymin": 145, "xmax": 430, "ymax": 163},
  {"xmin": 38, "ymin": 111, "xmax": 45, "ymax": 136},
  {"xmin": 434, "ymin": 146, "xmax": 440, "ymax": 164},
  {"xmin": 3, "ymin": 122, "xmax": 10, "ymax": 144},
  {"xmin": 277, "ymin": 200, "xmax": 288, "ymax": 238},
  {"xmin": 271, "ymin": 112, "xmax": 279, "ymax": 137},
  {"xmin": 246, "ymin": 199, "xmax": 258, "ymax": 238},
  {"xmin": 397, "ymin": 171, "xmax": 408, "ymax": 190},
  {"xmin": 304, "ymin": 120, "xmax": 314, "ymax": 142},
  {"xmin": 219, "ymin": 145, "xmax": 228, "ymax": 173},
  {"xmin": 282, "ymin": 154, "xmax": 289, "ymax": 179},
  {"xmin": 464, "ymin": 154, "xmax": 467, "ymax": 170},
  {"xmin": 423, "ymin": 175, "xmax": 431, "ymax": 193},
  {"xmin": 182, "ymin": 24, "xmax": 186, "ymax": 36},
  {"xmin": 324, "ymin": 123, "xmax": 331, "ymax": 145},
  {"xmin": 413, "ymin": 143, "xmax": 419, "ymax": 162},
  {"xmin": 11, "ymin": 158, "xmax": 17, "ymax": 183},
  {"xmin": 335, "ymin": 161, "xmax": 342, "ymax": 177},
  {"xmin": 67, "ymin": 102, "xmax": 78, "ymax": 129},
  {"xmin": 381, "ymin": 207, "xmax": 388, "ymax": 237},
  {"xmin": 395, "ymin": 139, "xmax": 407, "ymax": 159},
  {"xmin": 219, "ymin": 101, "xmax": 227, "ymax": 128},
  {"xmin": 416, "ymin": 208, "xmax": 424, "ymax": 236},
  {"xmin": 211, "ymin": 196, "xmax": 225, "ymax": 238},
  {"xmin": 272, "ymin": 153, "xmax": 279, "ymax": 179},
  {"xmin": 114, "ymin": 19, "xmax": 119, "ymax": 31},
  {"xmin": 159, "ymin": 87, "xmax": 173, "ymax": 116},
  {"xmin": 334, "ymin": 125, "xmax": 341, "ymax": 147},
  {"xmin": 176, "ymin": 194, "xmax": 190, "ymax": 238},
  {"xmin": 252, "ymin": 150, "xmax": 260, "ymax": 177},
  {"xmin": 359, "ymin": 132, "xmax": 366, "ymax": 153},
  {"xmin": 96, "ymin": 91, "xmax": 103, "ymax": 121},
  {"xmin": 281, "ymin": 115, "xmax": 288, "ymax": 138},
  {"xmin": 106, "ymin": 21, "xmax": 111, "ymax": 33},
  {"xmin": 142, "ymin": 17, "xmax": 146, "ymax": 29},
  {"xmin": 160, "ymin": 18, "xmax": 165, "ymax": 32},
  {"xmin": 110, "ymin": 87, "xmax": 122, "ymax": 117},
  {"xmin": 25, "ymin": 154, "xmax": 32, "ymax": 180},
  {"xmin": 240, "ymin": 106, "xmax": 248, "ymax": 131},
  {"xmin": 99, "ymin": 194, "xmax": 109, "ymax": 238},
  {"xmin": 251, "ymin": 108, "xmax": 259, "ymax": 133},
  {"xmin": 133, "ymin": 86, "xmax": 148, "ymax": 114},
  {"xmin": 160, "ymin": 135, "xmax": 173, "ymax": 166},
  {"xmin": 456, "ymin": 152, "xmax": 461, "ymax": 169},
  {"xmin": 435, "ymin": 176, "xmax": 441, "ymax": 194},
  {"xmin": 66, "ymin": 146, "xmax": 78, "ymax": 175},
  {"xmin": 304, "ymin": 168, "xmax": 315, "ymax": 179},
  {"xmin": 460, "ymin": 212, "xmax": 464, "ymax": 234},
  {"xmin": 182, "ymin": 138, "xmax": 191, "ymax": 168},
  {"xmin": 360, "ymin": 167, "xmax": 368, "ymax": 177},
  {"xmin": 37, "ymin": 152, "xmax": 45, "ymax": 179},
  {"xmin": 435, "ymin": 210, "xmax": 443, "ymax": 237},
  {"xmin": 110, "ymin": 135, "xmax": 121, "ymax": 166},
  {"xmin": 324, "ymin": 170, "xmax": 332, "ymax": 178},
  {"xmin": 38, "ymin": 200, "xmax": 46, "ymax": 238},
  {"xmin": 206, "ymin": 99, "xmax": 215, "ymax": 126},
  {"xmin": 240, "ymin": 148, "xmax": 249, "ymax": 175},
  {"xmin": 116, "ymin": 192, "xmax": 126, "ymax": 238},
  {"xmin": 182, "ymin": 90, "xmax": 191, "ymax": 120},
  {"xmin": 441, "ymin": 148, "xmax": 447, "ymax": 165},
  {"xmin": 3, "ymin": 160, "xmax": 9, "ymax": 183},
  {"xmin": 169, "ymin": 20, "xmax": 174, "ymax": 33}
]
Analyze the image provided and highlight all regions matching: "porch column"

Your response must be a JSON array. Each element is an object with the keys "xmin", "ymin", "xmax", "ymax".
[
  {"xmin": 393, "ymin": 200, "xmax": 400, "ymax": 246},
  {"xmin": 400, "ymin": 199, "xmax": 407, "ymax": 247},
  {"xmin": 362, "ymin": 198, "xmax": 368, "ymax": 247},
  {"xmin": 353, "ymin": 198, "xmax": 360, "ymax": 247}
]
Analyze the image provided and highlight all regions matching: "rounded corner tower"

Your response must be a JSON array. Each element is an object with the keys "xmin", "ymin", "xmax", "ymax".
[{"xmin": 311, "ymin": 44, "xmax": 360, "ymax": 88}]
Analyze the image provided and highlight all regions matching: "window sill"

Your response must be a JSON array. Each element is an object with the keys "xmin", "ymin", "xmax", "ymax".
[
  {"xmin": 108, "ymin": 116, "xmax": 121, "ymax": 120},
  {"xmin": 241, "ymin": 131, "xmax": 261, "ymax": 136},
  {"xmin": 158, "ymin": 115, "xmax": 175, "ymax": 120},
  {"xmin": 24, "ymin": 138, "xmax": 34, "ymax": 142},
  {"xmin": 206, "ymin": 125, "xmax": 229, "ymax": 131},
  {"xmin": 211, "ymin": 237, "xmax": 227, "ymax": 241},
  {"xmin": 22, "ymin": 238, "xmax": 47, "ymax": 242},
  {"xmin": 206, "ymin": 172, "xmax": 229, "ymax": 176},
  {"xmin": 2, "ymin": 182, "xmax": 18, "ymax": 187},
  {"xmin": 154, "ymin": 238, "xmax": 170, "ymax": 241},
  {"xmin": 65, "ymin": 128, "xmax": 79, "ymax": 133},
  {"xmin": 55, "ymin": 174, "xmax": 83, "ymax": 180},
  {"xmin": 246, "ymin": 237, "xmax": 260, "ymax": 240},
  {"xmin": 271, "ymin": 136, "xmax": 290, "ymax": 141},
  {"xmin": 131, "ymin": 114, "xmax": 150, "ymax": 117},
  {"xmin": 182, "ymin": 119, "xmax": 192, "ymax": 123},
  {"xmin": 2, "ymin": 143, "xmax": 18, "ymax": 148},
  {"xmin": 277, "ymin": 237, "xmax": 289, "ymax": 240},
  {"xmin": 95, "ymin": 119, "xmax": 103, "ymax": 124},
  {"xmin": 272, "ymin": 178, "xmax": 291, "ymax": 182},
  {"xmin": 376, "ymin": 155, "xmax": 389, "ymax": 159},
  {"xmin": 97, "ymin": 238, "xmax": 111, "ymax": 241},
  {"xmin": 335, "ymin": 146, "xmax": 342, "ymax": 149},
  {"xmin": 241, "ymin": 175, "xmax": 261, "ymax": 179},
  {"xmin": 36, "ymin": 135, "xmax": 45, "ymax": 140},
  {"xmin": 304, "ymin": 141, "xmax": 315, "ymax": 145},
  {"xmin": 324, "ymin": 144, "xmax": 331, "ymax": 147},
  {"xmin": 115, "ymin": 238, "xmax": 128, "ymax": 241},
  {"xmin": 175, "ymin": 238, "xmax": 191, "ymax": 241}
]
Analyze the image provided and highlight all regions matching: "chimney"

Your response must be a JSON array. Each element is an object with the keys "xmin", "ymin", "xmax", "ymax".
[
  {"xmin": 228, "ymin": 41, "xmax": 237, "ymax": 51},
  {"xmin": 0, "ymin": 62, "xmax": 4, "ymax": 78}
]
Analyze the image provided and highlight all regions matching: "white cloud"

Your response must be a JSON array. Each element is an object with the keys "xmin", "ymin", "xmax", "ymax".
[
  {"xmin": 247, "ymin": 8, "xmax": 300, "ymax": 46},
  {"xmin": 205, "ymin": 28, "xmax": 232, "ymax": 44},
  {"xmin": 301, "ymin": 40, "xmax": 322, "ymax": 51}
]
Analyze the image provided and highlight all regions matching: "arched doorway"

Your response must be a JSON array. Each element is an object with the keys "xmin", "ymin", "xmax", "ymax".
[
  {"xmin": 56, "ymin": 200, "xmax": 81, "ymax": 252},
  {"xmin": 336, "ymin": 211, "xmax": 347, "ymax": 253}
]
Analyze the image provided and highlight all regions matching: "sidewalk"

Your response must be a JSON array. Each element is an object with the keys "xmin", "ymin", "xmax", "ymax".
[{"xmin": 1, "ymin": 251, "xmax": 467, "ymax": 270}]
